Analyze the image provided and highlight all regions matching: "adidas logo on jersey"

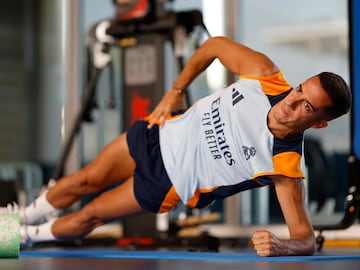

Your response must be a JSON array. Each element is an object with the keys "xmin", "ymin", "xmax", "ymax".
[{"xmin": 232, "ymin": 88, "xmax": 244, "ymax": 106}]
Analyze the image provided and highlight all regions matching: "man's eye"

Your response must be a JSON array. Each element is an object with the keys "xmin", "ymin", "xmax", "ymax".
[{"xmin": 305, "ymin": 102, "xmax": 312, "ymax": 112}]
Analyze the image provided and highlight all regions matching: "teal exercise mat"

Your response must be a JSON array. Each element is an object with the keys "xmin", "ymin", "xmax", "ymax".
[
  {"xmin": 20, "ymin": 249, "xmax": 360, "ymax": 262},
  {"xmin": 0, "ymin": 214, "xmax": 21, "ymax": 258}
]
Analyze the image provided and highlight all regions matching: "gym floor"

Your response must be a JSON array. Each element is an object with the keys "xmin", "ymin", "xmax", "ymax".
[
  {"xmin": 1, "ymin": 245, "xmax": 360, "ymax": 270},
  {"xmin": 2, "ymin": 221, "xmax": 360, "ymax": 270}
]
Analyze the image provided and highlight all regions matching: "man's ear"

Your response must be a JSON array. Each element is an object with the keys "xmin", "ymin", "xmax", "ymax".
[{"xmin": 312, "ymin": 120, "xmax": 328, "ymax": 129}]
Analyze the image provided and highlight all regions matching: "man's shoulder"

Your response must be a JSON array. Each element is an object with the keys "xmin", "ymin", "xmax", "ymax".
[{"xmin": 240, "ymin": 71, "xmax": 292, "ymax": 96}]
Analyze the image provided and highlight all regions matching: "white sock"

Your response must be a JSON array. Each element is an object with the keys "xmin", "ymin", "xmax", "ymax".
[
  {"xmin": 22, "ymin": 219, "xmax": 57, "ymax": 244},
  {"xmin": 23, "ymin": 190, "xmax": 59, "ymax": 225}
]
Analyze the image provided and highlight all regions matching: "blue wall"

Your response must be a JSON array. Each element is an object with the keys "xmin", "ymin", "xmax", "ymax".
[{"xmin": 350, "ymin": 0, "xmax": 360, "ymax": 158}]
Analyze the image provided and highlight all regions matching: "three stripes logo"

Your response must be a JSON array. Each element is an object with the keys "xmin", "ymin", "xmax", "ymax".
[{"xmin": 232, "ymin": 88, "xmax": 244, "ymax": 106}]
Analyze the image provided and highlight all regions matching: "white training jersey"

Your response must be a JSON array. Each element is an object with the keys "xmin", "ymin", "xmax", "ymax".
[{"xmin": 159, "ymin": 72, "xmax": 305, "ymax": 205}]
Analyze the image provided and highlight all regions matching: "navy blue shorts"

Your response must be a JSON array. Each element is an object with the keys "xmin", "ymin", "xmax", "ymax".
[{"xmin": 126, "ymin": 120, "xmax": 177, "ymax": 213}]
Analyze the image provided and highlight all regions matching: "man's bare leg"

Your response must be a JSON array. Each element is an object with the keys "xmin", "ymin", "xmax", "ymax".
[
  {"xmin": 51, "ymin": 177, "xmax": 143, "ymax": 239},
  {"xmin": 47, "ymin": 133, "xmax": 136, "ymax": 209},
  {"xmin": 24, "ymin": 177, "xmax": 144, "ymax": 243},
  {"xmin": 19, "ymin": 132, "xmax": 137, "ymax": 224}
]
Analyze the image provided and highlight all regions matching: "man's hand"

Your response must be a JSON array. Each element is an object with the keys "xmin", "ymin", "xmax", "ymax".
[
  {"xmin": 252, "ymin": 230, "xmax": 288, "ymax": 256},
  {"xmin": 146, "ymin": 88, "xmax": 185, "ymax": 129}
]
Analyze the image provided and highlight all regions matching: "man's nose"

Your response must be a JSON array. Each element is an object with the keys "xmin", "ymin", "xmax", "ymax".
[{"xmin": 286, "ymin": 95, "xmax": 301, "ymax": 110}]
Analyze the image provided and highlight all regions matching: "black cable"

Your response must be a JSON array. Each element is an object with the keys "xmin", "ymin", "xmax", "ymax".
[{"xmin": 51, "ymin": 67, "xmax": 102, "ymax": 180}]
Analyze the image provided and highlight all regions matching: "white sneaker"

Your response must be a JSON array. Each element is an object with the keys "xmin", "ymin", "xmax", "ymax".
[
  {"xmin": 1, "ymin": 202, "xmax": 60, "ymax": 225},
  {"xmin": 0, "ymin": 202, "xmax": 29, "ymax": 226},
  {"xmin": 20, "ymin": 219, "xmax": 58, "ymax": 247},
  {"xmin": 20, "ymin": 224, "xmax": 30, "ymax": 247},
  {"xmin": 0, "ymin": 202, "xmax": 24, "ymax": 215},
  {"xmin": 1, "ymin": 180, "xmax": 60, "ymax": 226}
]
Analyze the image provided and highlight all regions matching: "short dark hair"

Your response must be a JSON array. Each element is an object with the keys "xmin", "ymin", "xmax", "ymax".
[{"xmin": 317, "ymin": 71, "xmax": 352, "ymax": 120}]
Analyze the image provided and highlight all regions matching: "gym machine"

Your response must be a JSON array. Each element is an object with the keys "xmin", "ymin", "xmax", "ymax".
[{"xmin": 52, "ymin": 0, "xmax": 210, "ymax": 179}]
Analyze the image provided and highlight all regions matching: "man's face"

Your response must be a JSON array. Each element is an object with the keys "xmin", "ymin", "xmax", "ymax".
[{"xmin": 272, "ymin": 76, "xmax": 334, "ymax": 132}]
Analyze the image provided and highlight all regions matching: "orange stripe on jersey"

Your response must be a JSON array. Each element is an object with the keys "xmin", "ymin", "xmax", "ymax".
[
  {"xmin": 159, "ymin": 186, "xmax": 181, "ymax": 213},
  {"xmin": 186, "ymin": 186, "xmax": 219, "ymax": 208},
  {"xmin": 254, "ymin": 151, "xmax": 305, "ymax": 179},
  {"xmin": 240, "ymin": 72, "xmax": 292, "ymax": 96},
  {"xmin": 272, "ymin": 151, "xmax": 305, "ymax": 178}
]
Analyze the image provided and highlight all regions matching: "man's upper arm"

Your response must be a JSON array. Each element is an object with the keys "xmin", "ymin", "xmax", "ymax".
[
  {"xmin": 209, "ymin": 36, "xmax": 279, "ymax": 77},
  {"xmin": 172, "ymin": 36, "xmax": 279, "ymax": 91}
]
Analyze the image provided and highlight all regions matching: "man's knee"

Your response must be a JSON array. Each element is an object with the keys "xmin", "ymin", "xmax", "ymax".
[
  {"xmin": 71, "ymin": 172, "xmax": 105, "ymax": 195},
  {"xmin": 79, "ymin": 202, "xmax": 105, "ymax": 229}
]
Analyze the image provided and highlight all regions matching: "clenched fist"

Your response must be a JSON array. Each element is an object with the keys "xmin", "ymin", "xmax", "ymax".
[{"xmin": 252, "ymin": 230, "xmax": 288, "ymax": 256}]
